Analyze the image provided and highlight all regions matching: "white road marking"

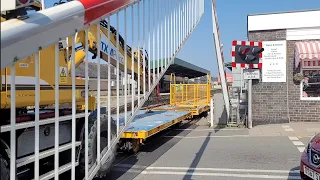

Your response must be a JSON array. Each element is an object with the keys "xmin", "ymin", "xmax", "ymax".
[
  {"xmin": 114, "ymin": 164, "xmax": 300, "ymax": 174},
  {"xmin": 287, "ymin": 136, "xmax": 307, "ymax": 153},
  {"xmin": 113, "ymin": 168, "xmax": 301, "ymax": 179},
  {"xmin": 288, "ymin": 136, "xmax": 299, "ymax": 141},
  {"xmin": 292, "ymin": 141, "xmax": 304, "ymax": 146},
  {"xmin": 163, "ymin": 135, "xmax": 250, "ymax": 138},
  {"xmin": 282, "ymin": 125, "xmax": 295, "ymax": 132},
  {"xmin": 285, "ymin": 128, "xmax": 294, "ymax": 132},
  {"xmin": 174, "ymin": 128, "xmax": 244, "ymax": 131},
  {"xmin": 297, "ymin": 147, "xmax": 306, "ymax": 152},
  {"xmin": 282, "ymin": 125, "xmax": 290, "ymax": 128}
]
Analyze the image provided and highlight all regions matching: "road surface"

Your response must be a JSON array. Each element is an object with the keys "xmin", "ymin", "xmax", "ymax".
[{"xmin": 105, "ymin": 120, "xmax": 318, "ymax": 180}]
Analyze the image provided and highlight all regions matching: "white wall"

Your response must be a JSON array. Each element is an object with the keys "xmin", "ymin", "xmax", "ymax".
[
  {"xmin": 287, "ymin": 27, "xmax": 320, "ymax": 40},
  {"xmin": 248, "ymin": 10, "xmax": 320, "ymax": 31}
]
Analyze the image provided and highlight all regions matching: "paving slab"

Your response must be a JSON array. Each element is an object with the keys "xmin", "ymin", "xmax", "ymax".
[{"xmin": 249, "ymin": 122, "xmax": 320, "ymax": 137}]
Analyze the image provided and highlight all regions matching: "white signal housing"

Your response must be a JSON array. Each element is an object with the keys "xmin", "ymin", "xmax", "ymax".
[{"xmin": 1, "ymin": 0, "xmax": 16, "ymax": 12}]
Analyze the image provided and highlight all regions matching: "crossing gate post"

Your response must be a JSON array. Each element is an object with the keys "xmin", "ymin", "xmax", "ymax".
[
  {"xmin": 210, "ymin": 98, "xmax": 214, "ymax": 127},
  {"xmin": 210, "ymin": 0, "xmax": 230, "ymax": 120}
]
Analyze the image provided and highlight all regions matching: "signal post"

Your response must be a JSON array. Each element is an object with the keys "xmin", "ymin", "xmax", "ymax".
[{"xmin": 231, "ymin": 40, "xmax": 264, "ymax": 128}]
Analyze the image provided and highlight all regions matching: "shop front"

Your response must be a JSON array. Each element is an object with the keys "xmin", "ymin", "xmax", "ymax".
[
  {"xmin": 247, "ymin": 10, "xmax": 320, "ymax": 125},
  {"xmin": 294, "ymin": 41, "xmax": 320, "ymax": 100}
]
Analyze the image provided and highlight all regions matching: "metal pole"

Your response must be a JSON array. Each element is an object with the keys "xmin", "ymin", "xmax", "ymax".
[
  {"xmin": 71, "ymin": 34, "xmax": 76, "ymax": 180},
  {"xmin": 124, "ymin": 8, "xmax": 128, "ymax": 125},
  {"xmin": 96, "ymin": 24, "xmax": 101, "ymax": 166},
  {"xmin": 210, "ymin": 98, "xmax": 214, "ymax": 127},
  {"xmin": 152, "ymin": 0, "xmax": 155, "ymax": 85},
  {"xmin": 148, "ymin": 0, "xmax": 151, "ymax": 92},
  {"xmin": 248, "ymin": 79, "xmax": 252, "ymax": 129},
  {"xmin": 137, "ymin": 2, "xmax": 140, "ymax": 105},
  {"xmin": 84, "ymin": 28, "xmax": 89, "ymax": 180},
  {"xmin": 157, "ymin": 0, "xmax": 160, "ymax": 79},
  {"xmin": 143, "ymin": 0, "xmax": 146, "ymax": 98},
  {"xmin": 131, "ymin": 5, "xmax": 135, "ymax": 113},
  {"xmin": 34, "ymin": 52, "xmax": 40, "ymax": 180},
  {"xmin": 107, "ymin": 16, "xmax": 111, "ymax": 150},
  {"xmin": 116, "ymin": 12, "xmax": 120, "ymax": 135},
  {"xmin": 240, "ymin": 68, "xmax": 243, "ymax": 99},
  {"xmin": 41, "ymin": 0, "xmax": 45, "ymax": 9},
  {"xmin": 10, "ymin": 66, "xmax": 16, "ymax": 180},
  {"xmin": 54, "ymin": 42, "xmax": 60, "ymax": 180}
]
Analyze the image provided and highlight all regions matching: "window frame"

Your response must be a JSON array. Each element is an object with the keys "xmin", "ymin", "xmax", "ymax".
[{"xmin": 299, "ymin": 66, "xmax": 320, "ymax": 101}]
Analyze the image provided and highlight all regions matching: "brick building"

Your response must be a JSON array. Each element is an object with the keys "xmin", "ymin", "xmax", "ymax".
[{"xmin": 247, "ymin": 10, "xmax": 320, "ymax": 125}]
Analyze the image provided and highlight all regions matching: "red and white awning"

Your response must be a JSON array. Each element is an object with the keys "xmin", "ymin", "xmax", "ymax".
[{"xmin": 295, "ymin": 41, "xmax": 320, "ymax": 69}]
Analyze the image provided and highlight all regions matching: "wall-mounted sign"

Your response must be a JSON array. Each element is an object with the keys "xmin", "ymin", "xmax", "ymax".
[
  {"xmin": 59, "ymin": 66, "xmax": 67, "ymax": 83},
  {"xmin": 262, "ymin": 40, "xmax": 287, "ymax": 82},
  {"xmin": 243, "ymin": 69, "xmax": 260, "ymax": 80}
]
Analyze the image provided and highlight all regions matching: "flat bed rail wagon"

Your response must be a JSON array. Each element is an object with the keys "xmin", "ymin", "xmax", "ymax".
[{"xmin": 117, "ymin": 74, "xmax": 212, "ymax": 153}]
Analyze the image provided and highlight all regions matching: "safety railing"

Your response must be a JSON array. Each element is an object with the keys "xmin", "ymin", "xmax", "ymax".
[
  {"xmin": 170, "ymin": 84, "xmax": 211, "ymax": 107},
  {"xmin": 1, "ymin": 0, "xmax": 205, "ymax": 180}
]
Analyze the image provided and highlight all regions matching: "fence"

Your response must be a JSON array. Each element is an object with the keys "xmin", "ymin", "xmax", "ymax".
[
  {"xmin": 1, "ymin": 0, "xmax": 204, "ymax": 180},
  {"xmin": 170, "ymin": 84, "xmax": 210, "ymax": 107}
]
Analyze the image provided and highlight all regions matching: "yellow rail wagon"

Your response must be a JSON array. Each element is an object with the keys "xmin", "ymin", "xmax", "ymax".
[{"xmin": 117, "ymin": 73, "xmax": 212, "ymax": 153}]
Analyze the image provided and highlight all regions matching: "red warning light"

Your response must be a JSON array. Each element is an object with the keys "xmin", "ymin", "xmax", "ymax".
[
  {"xmin": 241, "ymin": 48, "xmax": 250, "ymax": 55},
  {"xmin": 18, "ymin": 0, "xmax": 29, "ymax": 4}
]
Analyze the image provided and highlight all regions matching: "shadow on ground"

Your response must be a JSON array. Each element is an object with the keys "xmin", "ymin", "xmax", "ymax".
[
  {"xmin": 290, "ymin": 166, "xmax": 301, "ymax": 180},
  {"xmin": 182, "ymin": 132, "xmax": 212, "ymax": 180}
]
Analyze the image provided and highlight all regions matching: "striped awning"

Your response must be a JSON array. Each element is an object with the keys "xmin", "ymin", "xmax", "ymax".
[{"xmin": 295, "ymin": 41, "xmax": 320, "ymax": 69}]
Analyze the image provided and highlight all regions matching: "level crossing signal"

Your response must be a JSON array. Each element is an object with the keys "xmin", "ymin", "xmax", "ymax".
[{"xmin": 231, "ymin": 40, "xmax": 264, "ymax": 69}]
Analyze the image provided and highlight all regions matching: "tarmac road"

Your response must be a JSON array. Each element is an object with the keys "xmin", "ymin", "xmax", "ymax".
[{"xmin": 105, "ymin": 120, "xmax": 319, "ymax": 180}]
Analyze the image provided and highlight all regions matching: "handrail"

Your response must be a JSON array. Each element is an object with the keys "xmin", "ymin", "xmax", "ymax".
[{"xmin": 1, "ymin": 0, "xmax": 139, "ymax": 69}]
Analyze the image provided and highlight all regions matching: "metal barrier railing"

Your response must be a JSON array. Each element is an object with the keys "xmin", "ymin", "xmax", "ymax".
[
  {"xmin": 1, "ymin": 0, "xmax": 205, "ymax": 180},
  {"xmin": 170, "ymin": 84, "xmax": 210, "ymax": 107},
  {"xmin": 169, "ymin": 73, "xmax": 211, "ymax": 107}
]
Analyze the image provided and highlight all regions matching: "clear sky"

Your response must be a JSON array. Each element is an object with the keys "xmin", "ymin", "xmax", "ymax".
[
  {"xmin": 43, "ymin": 0, "xmax": 320, "ymax": 77},
  {"xmin": 179, "ymin": 0, "xmax": 320, "ymax": 77}
]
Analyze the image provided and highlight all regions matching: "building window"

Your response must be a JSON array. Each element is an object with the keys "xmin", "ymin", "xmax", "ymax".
[
  {"xmin": 294, "ymin": 41, "xmax": 320, "ymax": 101},
  {"xmin": 300, "ymin": 69, "xmax": 320, "ymax": 100}
]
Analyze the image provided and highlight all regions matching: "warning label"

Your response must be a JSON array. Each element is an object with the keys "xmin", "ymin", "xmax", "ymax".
[{"xmin": 59, "ymin": 67, "xmax": 67, "ymax": 83}]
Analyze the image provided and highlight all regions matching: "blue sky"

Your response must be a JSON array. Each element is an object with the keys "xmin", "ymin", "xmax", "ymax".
[{"xmin": 44, "ymin": 0, "xmax": 320, "ymax": 77}]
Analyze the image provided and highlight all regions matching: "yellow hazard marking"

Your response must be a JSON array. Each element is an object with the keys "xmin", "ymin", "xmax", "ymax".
[{"xmin": 59, "ymin": 67, "xmax": 67, "ymax": 83}]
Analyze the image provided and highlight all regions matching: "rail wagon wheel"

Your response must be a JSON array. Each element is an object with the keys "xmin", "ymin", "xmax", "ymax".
[
  {"xmin": 130, "ymin": 139, "xmax": 140, "ymax": 154},
  {"xmin": 78, "ymin": 114, "xmax": 117, "ymax": 178},
  {"xmin": 0, "ymin": 155, "xmax": 9, "ymax": 180}
]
